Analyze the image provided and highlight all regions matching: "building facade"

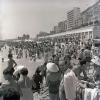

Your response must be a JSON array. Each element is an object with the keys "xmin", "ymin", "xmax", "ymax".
[
  {"xmin": 37, "ymin": 0, "xmax": 100, "ymax": 38},
  {"xmin": 81, "ymin": 0, "xmax": 100, "ymax": 26},
  {"xmin": 74, "ymin": 16, "xmax": 83, "ymax": 28},
  {"xmin": 53, "ymin": 26, "xmax": 59, "ymax": 34},
  {"xmin": 38, "ymin": 25, "xmax": 100, "ymax": 46},
  {"xmin": 58, "ymin": 20, "xmax": 68, "ymax": 33},
  {"xmin": 53, "ymin": 20, "xmax": 68, "ymax": 34},
  {"xmin": 67, "ymin": 7, "xmax": 81, "ymax": 30},
  {"xmin": 37, "ymin": 32, "xmax": 49, "ymax": 37}
]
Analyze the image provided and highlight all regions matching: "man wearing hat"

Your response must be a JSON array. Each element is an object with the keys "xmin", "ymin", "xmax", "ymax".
[{"xmin": 46, "ymin": 62, "xmax": 61, "ymax": 100}]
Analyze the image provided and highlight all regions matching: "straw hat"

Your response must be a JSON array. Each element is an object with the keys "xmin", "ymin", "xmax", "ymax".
[
  {"xmin": 46, "ymin": 62, "xmax": 59, "ymax": 72},
  {"xmin": 91, "ymin": 56, "xmax": 100, "ymax": 66}
]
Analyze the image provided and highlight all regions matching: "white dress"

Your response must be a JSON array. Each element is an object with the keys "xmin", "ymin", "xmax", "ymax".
[
  {"xmin": 64, "ymin": 70, "xmax": 80, "ymax": 100},
  {"xmin": 20, "ymin": 77, "xmax": 33, "ymax": 100}
]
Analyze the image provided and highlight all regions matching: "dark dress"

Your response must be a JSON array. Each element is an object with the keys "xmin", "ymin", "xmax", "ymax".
[{"xmin": 32, "ymin": 73, "xmax": 42, "ymax": 93}]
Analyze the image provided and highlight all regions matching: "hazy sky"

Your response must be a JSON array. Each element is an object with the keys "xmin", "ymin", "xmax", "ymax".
[{"xmin": 0, "ymin": 0, "xmax": 98, "ymax": 40}]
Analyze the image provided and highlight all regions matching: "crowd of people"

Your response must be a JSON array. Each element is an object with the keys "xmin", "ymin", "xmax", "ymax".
[{"xmin": 0, "ymin": 38, "xmax": 100, "ymax": 100}]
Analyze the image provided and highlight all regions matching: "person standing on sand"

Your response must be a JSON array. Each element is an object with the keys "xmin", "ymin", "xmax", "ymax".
[
  {"xmin": 18, "ymin": 68, "xmax": 33, "ymax": 100},
  {"xmin": 46, "ymin": 62, "xmax": 61, "ymax": 100},
  {"xmin": 7, "ymin": 54, "xmax": 17, "ymax": 75}
]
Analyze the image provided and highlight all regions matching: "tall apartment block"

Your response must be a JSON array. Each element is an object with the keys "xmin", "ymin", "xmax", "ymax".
[
  {"xmin": 53, "ymin": 20, "xmax": 68, "ymax": 34},
  {"xmin": 67, "ymin": 7, "xmax": 81, "ymax": 30}
]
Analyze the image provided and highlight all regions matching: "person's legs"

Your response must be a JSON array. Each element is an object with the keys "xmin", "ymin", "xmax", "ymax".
[
  {"xmin": 85, "ymin": 62, "xmax": 90, "ymax": 74},
  {"xmin": 82, "ymin": 64, "xmax": 88, "ymax": 79},
  {"xmin": 49, "ymin": 93, "xmax": 60, "ymax": 100},
  {"xmin": 55, "ymin": 92, "xmax": 59, "ymax": 100},
  {"xmin": 59, "ymin": 91, "xmax": 67, "ymax": 100},
  {"xmin": 49, "ymin": 93, "xmax": 55, "ymax": 100}
]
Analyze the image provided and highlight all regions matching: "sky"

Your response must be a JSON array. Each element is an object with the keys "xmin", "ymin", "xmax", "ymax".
[{"xmin": 0, "ymin": 0, "xmax": 98, "ymax": 40}]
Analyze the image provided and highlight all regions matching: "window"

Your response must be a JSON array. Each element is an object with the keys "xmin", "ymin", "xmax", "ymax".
[
  {"xmin": 85, "ymin": 32, "xmax": 88, "ymax": 35},
  {"xmin": 89, "ymin": 31, "xmax": 93, "ymax": 38},
  {"xmin": 82, "ymin": 32, "xmax": 84, "ymax": 39}
]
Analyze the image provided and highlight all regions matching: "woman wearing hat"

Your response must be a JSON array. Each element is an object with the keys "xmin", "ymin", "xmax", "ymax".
[{"xmin": 46, "ymin": 62, "xmax": 61, "ymax": 100}]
